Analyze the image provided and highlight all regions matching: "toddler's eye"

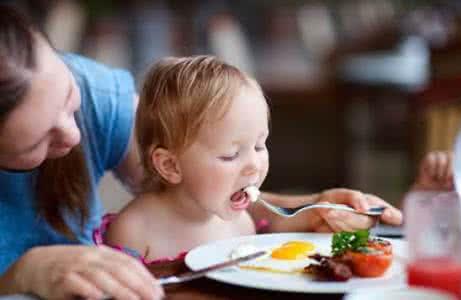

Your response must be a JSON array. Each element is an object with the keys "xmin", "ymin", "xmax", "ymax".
[{"xmin": 220, "ymin": 152, "xmax": 239, "ymax": 161}]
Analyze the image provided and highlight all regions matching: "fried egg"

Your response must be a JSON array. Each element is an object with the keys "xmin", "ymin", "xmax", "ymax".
[{"xmin": 230, "ymin": 240, "xmax": 317, "ymax": 274}]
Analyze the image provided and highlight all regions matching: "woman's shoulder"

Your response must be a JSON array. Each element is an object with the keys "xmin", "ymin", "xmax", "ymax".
[
  {"xmin": 61, "ymin": 53, "xmax": 136, "ymax": 173},
  {"xmin": 60, "ymin": 53, "xmax": 135, "ymax": 95},
  {"xmin": 61, "ymin": 53, "xmax": 136, "ymax": 128}
]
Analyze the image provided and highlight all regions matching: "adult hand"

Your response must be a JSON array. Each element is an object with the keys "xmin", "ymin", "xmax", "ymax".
[
  {"xmin": 12, "ymin": 245, "xmax": 163, "ymax": 300},
  {"xmin": 310, "ymin": 188, "xmax": 402, "ymax": 233}
]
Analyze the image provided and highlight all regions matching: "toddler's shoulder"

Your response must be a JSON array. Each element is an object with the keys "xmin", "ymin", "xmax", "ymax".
[{"xmin": 104, "ymin": 202, "xmax": 151, "ymax": 246}]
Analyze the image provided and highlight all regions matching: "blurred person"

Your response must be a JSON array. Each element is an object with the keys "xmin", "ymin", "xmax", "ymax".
[
  {"xmin": 411, "ymin": 151, "xmax": 453, "ymax": 191},
  {"xmin": 399, "ymin": 150, "xmax": 454, "ymax": 211}
]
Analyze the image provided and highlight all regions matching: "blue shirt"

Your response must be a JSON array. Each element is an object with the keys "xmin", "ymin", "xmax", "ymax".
[{"xmin": 0, "ymin": 54, "xmax": 135, "ymax": 274}]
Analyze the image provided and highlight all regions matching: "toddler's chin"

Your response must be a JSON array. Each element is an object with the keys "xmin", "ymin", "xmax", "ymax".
[{"xmin": 218, "ymin": 208, "xmax": 245, "ymax": 221}]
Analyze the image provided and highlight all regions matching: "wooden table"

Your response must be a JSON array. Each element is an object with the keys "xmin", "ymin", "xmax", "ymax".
[{"xmin": 149, "ymin": 259, "xmax": 344, "ymax": 300}]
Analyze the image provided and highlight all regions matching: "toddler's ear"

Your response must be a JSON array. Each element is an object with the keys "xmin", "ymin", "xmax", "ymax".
[{"xmin": 151, "ymin": 147, "xmax": 182, "ymax": 184}]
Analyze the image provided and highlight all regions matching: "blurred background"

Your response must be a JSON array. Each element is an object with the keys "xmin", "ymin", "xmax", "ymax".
[{"xmin": 6, "ymin": 0, "xmax": 461, "ymax": 211}]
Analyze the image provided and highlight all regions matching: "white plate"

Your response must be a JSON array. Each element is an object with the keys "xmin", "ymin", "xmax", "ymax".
[
  {"xmin": 344, "ymin": 287, "xmax": 457, "ymax": 300},
  {"xmin": 185, "ymin": 232, "xmax": 407, "ymax": 293}
]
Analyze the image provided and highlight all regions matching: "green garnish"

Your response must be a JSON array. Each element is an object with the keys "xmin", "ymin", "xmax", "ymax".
[{"xmin": 331, "ymin": 230, "xmax": 369, "ymax": 256}]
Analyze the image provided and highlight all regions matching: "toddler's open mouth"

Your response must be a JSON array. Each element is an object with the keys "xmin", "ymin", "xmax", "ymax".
[
  {"xmin": 230, "ymin": 189, "xmax": 250, "ymax": 210},
  {"xmin": 230, "ymin": 186, "xmax": 260, "ymax": 211}
]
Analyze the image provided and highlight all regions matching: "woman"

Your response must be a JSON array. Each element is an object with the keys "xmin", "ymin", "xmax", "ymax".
[
  {"xmin": 0, "ymin": 5, "xmax": 402, "ymax": 300},
  {"xmin": 0, "ymin": 5, "xmax": 163, "ymax": 300}
]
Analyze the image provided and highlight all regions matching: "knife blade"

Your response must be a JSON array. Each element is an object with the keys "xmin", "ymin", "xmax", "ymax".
[{"xmin": 158, "ymin": 250, "xmax": 266, "ymax": 285}]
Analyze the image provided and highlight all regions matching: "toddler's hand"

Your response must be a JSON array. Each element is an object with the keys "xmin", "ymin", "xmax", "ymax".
[{"xmin": 413, "ymin": 151, "xmax": 453, "ymax": 191}]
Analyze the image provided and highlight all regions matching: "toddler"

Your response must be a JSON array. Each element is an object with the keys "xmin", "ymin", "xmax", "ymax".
[{"xmin": 95, "ymin": 56, "xmax": 401, "ymax": 263}]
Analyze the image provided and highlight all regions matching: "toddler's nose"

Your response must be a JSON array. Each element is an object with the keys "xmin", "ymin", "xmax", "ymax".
[{"xmin": 242, "ymin": 153, "xmax": 261, "ymax": 176}]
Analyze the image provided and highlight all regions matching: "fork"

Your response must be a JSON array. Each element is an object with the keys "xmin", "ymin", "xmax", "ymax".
[{"xmin": 256, "ymin": 197, "xmax": 386, "ymax": 218}]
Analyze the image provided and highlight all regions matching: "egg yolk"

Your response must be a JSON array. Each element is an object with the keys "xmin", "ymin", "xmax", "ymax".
[{"xmin": 270, "ymin": 241, "xmax": 316, "ymax": 260}]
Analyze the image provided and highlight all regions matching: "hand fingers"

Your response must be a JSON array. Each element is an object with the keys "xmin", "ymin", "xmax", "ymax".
[
  {"xmin": 101, "ymin": 259, "xmax": 163, "ymax": 300},
  {"xmin": 314, "ymin": 223, "xmax": 334, "ymax": 233},
  {"xmin": 423, "ymin": 152, "xmax": 437, "ymax": 178},
  {"xmin": 434, "ymin": 151, "xmax": 448, "ymax": 180},
  {"xmin": 444, "ymin": 151, "xmax": 454, "ymax": 185},
  {"xmin": 349, "ymin": 193, "xmax": 370, "ymax": 212},
  {"xmin": 316, "ymin": 188, "xmax": 403, "ymax": 228},
  {"xmin": 98, "ymin": 247, "xmax": 163, "ymax": 300},
  {"xmin": 362, "ymin": 194, "xmax": 403, "ymax": 225},
  {"xmin": 425, "ymin": 151, "xmax": 452, "ymax": 184},
  {"xmin": 57, "ymin": 272, "xmax": 105, "ymax": 300},
  {"xmin": 314, "ymin": 206, "xmax": 342, "ymax": 232},
  {"xmin": 99, "ymin": 246, "xmax": 155, "ymax": 286},
  {"xmin": 328, "ymin": 210, "xmax": 375, "ymax": 232},
  {"xmin": 68, "ymin": 246, "xmax": 162, "ymax": 300},
  {"xmin": 381, "ymin": 207, "xmax": 403, "ymax": 225},
  {"xmin": 319, "ymin": 189, "xmax": 370, "ymax": 211},
  {"xmin": 81, "ymin": 268, "xmax": 140, "ymax": 300},
  {"xmin": 151, "ymin": 281, "xmax": 164, "ymax": 300},
  {"xmin": 444, "ymin": 177, "xmax": 454, "ymax": 190},
  {"xmin": 315, "ymin": 206, "xmax": 375, "ymax": 232}
]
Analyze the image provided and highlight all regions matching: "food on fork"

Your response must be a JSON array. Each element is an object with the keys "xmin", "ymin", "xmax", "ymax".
[
  {"xmin": 244, "ymin": 186, "xmax": 260, "ymax": 203},
  {"xmin": 229, "ymin": 186, "xmax": 260, "ymax": 211},
  {"xmin": 304, "ymin": 230, "xmax": 393, "ymax": 281}
]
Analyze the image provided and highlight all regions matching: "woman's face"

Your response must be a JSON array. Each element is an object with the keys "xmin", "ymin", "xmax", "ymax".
[{"xmin": 0, "ymin": 39, "xmax": 81, "ymax": 170}]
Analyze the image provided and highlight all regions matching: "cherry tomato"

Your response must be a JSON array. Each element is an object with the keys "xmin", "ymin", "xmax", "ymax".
[
  {"xmin": 367, "ymin": 238, "xmax": 392, "ymax": 255},
  {"xmin": 344, "ymin": 247, "xmax": 393, "ymax": 277}
]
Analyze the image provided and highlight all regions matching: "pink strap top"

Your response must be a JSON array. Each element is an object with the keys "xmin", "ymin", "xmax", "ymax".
[
  {"xmin": 93, "ymin": 213, "xmax": 270, "ymax": 265},
  {"xmin": 93, "ymin": 213, "xmax": 187, "ymax": 265}
]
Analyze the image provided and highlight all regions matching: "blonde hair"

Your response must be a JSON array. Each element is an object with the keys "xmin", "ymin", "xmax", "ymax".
[{"xmin": 136, "ymin": 55, "xmax": 264, "ymax": 191}]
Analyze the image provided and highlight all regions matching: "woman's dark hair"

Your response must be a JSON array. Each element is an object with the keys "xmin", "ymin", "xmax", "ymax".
[{"xmin": 0, "ymin": 5, "xmax": 90, "ymax": 239}]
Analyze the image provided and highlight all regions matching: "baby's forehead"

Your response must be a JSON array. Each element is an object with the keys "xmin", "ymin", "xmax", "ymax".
[
  {"xmin": 182, "ymin": 82, "xmax": 269, "ymax": 146},
  {"xmin": 197, "ymin": 109, "xmax": 269, "ymax": 144}
]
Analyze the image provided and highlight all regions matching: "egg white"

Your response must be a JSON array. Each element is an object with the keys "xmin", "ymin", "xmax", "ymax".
[{"xmin": 230, "ymin": 242, "xmax": 318, "ymax": 274}]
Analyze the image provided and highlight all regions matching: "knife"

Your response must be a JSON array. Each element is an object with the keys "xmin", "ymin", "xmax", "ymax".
[
  {"xmin": 100, "ymin": 251, "xmax": 267, "ymax": 299},
  {"xmin": 158, "ymin": 250, "xmax": 266, "ymax": 285}
]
